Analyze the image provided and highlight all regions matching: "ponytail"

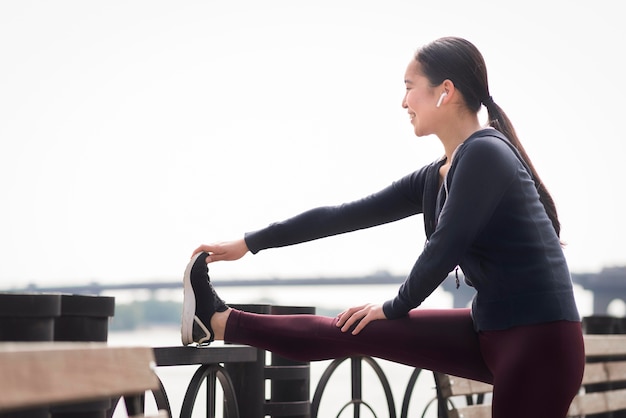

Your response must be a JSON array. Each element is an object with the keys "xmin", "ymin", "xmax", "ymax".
[{"xmin": 483, "ymin": 100, "xmax": 561, "ymax": 238}]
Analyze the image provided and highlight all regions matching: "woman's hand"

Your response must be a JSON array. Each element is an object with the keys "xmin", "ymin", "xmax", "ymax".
[
  {"xmin": 336, "ymin": 303, "xmax": 387, "ymax": 335},
  {"xmin": 192, "ymin": 239, "xmax": 249, "ymax": 263}
]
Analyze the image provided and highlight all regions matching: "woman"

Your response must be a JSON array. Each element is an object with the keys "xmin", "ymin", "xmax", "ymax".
[{"xmin": 181, "ymin": 37, "xmax": 584, "ymax": 417}]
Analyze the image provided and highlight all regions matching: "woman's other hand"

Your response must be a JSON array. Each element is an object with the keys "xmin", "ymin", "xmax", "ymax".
[
  {"xmin": 336, "ymin": 303, "xmax": 387, "ymax": 335},
  {"xmin": 192, "ymin": 239, "xmax": 249, "ymax": 263}
]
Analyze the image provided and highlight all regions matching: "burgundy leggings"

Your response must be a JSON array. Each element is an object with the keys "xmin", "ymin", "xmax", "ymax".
[{"xmin": 225, "ymin": 308, "xmax": 585, "ymax": 418}]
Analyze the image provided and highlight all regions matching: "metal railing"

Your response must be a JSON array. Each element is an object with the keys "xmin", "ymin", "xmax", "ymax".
[
  {"xmin": 137, "ymin": 304, "xmax": 439, "ymax": 418},
  {"xmin": 144, "ymin": 350, "xmax": 438, "ymax": 418}
]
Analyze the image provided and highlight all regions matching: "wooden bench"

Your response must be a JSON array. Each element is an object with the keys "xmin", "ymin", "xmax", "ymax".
[
  {"xmin": 434, "ymin": 334, "xmax": 626, "ymax": 418},
  {"xmin": 0, "ymin": 342, "xmax": 166, "ymax": 418}
]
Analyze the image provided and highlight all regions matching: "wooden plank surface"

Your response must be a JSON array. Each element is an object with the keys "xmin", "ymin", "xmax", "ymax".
[
  {"xmin": 0, "ymin": 342, "xmax": 158, "ymax": 411},
  {"xmin": 582, "ymin": 361, "xmax": 626, "ymax": 385},
  {"xmin": 130, "ymin": 411, "xmax": 169, "ymax": 418},
  {"xmin": 583, "ymin": 335, "xmax": 626, "ymax": 357},
  {"xmin": 448, "ymin": 404, "xmax": 491, "ymax": 418},
  {"xmin": 438, "ymin": 373, "xmax": 493, "ymax": 397},
  {"xmin": 448, "ymin": 387, "xmax": 626, "ymax": 418},
  {"xmin": 568, "ymin": 388, "xmax": 626, "ymax": 416}
]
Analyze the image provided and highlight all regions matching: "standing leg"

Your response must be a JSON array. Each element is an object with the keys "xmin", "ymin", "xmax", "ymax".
[{"xmin": 480, "ymin": 320, "xmax": 585, "ymax": 418}]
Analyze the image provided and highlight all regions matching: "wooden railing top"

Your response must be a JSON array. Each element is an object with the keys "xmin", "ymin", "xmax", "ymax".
[{"xmin": 0, "ymin": 342, "xmax": 158, "ymax": 411}]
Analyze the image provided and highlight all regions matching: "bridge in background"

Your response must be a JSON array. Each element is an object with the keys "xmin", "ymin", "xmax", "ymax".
[
  {"xmin": 13, "ymin": 273, "xmax": 405, "ymax": 295},
  {"xmin": 6, "ymin": 267, "xmax": 626, "ymax": 316}
]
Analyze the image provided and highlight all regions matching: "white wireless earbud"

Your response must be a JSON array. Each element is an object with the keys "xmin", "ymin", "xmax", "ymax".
[{"xmin": 436, "ymin": 91, "xmax": 448, "ymax": 108}]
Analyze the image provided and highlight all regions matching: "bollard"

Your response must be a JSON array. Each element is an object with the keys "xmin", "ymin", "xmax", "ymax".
[
  {"xmin": 225, "ymin": 304, "xmax": 314, "ymax": 418},
  {"xmin": 0, "ymin": 293, "xmax": 61, "ymax": 418},
  {"xmin": 0, "ymin": 293, "xmax": 60, "ymax": 342},
  {"xmin": 265, "ymin": 305, "xmax": 314, "ymax": 418},
  {"xmin": 224, "ymin": 304, "xmax": 271, "ymax": 418},
  {"xmin": 49, "ymin": 294, "xmax": 115, "ymax": 418},
  {"xmin": 53, "ymin": 293, "xmax": 115, "ymax": 342}
]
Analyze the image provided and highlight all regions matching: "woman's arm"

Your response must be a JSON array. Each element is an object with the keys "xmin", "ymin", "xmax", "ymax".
[
  {"xmin": 191, "ymin": 164, "xmax": 431, "ymax": 268},
  {"xmin": 244, "ymin": 178, "xmax": 424, "ymax": 254}
]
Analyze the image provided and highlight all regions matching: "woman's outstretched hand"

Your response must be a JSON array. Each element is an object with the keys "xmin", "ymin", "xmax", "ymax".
[
  {"xmin": 336, "ymin": 303, "xmax": 387, "ymax": 335},
  {"xmin": 192, "ymin": 239, "xmax": 250, "ymax": 263}
]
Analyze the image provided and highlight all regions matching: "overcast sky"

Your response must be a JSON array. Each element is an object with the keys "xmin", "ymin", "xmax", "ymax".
[{"xmin": 1, "ymin": 0, "xmax": 624, "ymax": 289}]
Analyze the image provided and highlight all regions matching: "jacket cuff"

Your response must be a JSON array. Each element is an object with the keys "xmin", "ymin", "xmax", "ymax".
[
  {"xmin": 243, "ymin": 230, "xmax": 264, "ymax": 255},
  {"xmin": 382, "ymin": 299, "xmax": 409, "ymax": 320}
]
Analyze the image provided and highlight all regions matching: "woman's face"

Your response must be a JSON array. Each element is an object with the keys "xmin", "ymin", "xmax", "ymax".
[{"xmin": 402, "ymin": 60, "xmax": 439, "ymax": 137}]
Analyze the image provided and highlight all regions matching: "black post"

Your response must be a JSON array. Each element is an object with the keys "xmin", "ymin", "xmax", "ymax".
[
  {"xmin": 0, "ymin": 293, "xmax": 61, "ymax": 418},
  {"xmin": 224, "ymin": 304, "xmax": 271, "ymax": 418},
  {"xmin": 50, "ymin": 294, "xmax": 115, "ymax": 418},
  {"xmin": 225, "ymin": 304, "xmax": 315, "ymax": 418},
  {"xmin": 266, "ymin": 305, "xmax": 314, "ymax": 418}
]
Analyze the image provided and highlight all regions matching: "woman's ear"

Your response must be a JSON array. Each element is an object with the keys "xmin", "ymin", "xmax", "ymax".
[
  {"xmin": 442, "ymin": 79, "xmax": 455, "ymax": 96},
  {"xmin": 437, "ymin": 79, "xmax": 457, "ymax": 107}
]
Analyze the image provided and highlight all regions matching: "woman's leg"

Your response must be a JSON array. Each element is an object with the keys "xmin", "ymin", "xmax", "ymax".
[
  {"xmin": 479, "ymin": 320, "xmax": 585, "ymax": 418},
  {"xmin": 184, "ymin": 252, "xmax": 492, "ymax": 383},
  {"xmin": 224, "ymin": 307, "xmax": 493, "ymax": 384}
]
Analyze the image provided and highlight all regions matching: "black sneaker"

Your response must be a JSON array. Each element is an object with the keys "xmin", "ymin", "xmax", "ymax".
[{"xmin": 181, "ymin": 252, "xmax": 228, "ymax": 346}]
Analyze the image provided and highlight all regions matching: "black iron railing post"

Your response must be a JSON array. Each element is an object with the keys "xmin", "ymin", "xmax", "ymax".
[
  {"xmin": 312, "ymin": 355, "xmax": 397, "ymax": 418},
  {"xmin": 351, "ymin": 358, "xmax": 362, "ymax": 418}
]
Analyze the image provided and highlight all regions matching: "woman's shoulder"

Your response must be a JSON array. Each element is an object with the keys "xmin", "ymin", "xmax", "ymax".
[
  {"xmin": 465, "ymin": 128, "xmax": 511, "ymax": 148},
  {"xmin": 451, "ymin": 129, "xmax": 522, "ymax": 181},
  {"xmin": 458, "ymin": 129, "xmax": 518, "ymax": 162}
]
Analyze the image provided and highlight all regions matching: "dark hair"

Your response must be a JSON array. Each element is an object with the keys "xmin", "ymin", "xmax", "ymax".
[{"xmin": 415, "ymin": 37, "xmax": 561, "ymax": 238}]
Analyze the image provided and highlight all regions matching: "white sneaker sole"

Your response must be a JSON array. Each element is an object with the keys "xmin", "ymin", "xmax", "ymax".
[{"xmin": 181, "ymin": 252, "xmax": 203, "ymax": 346}]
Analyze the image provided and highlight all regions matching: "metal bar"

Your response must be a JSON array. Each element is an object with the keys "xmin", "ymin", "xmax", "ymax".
[
  {"xmin": 207, "ymin": 370, "xmax": 216, "ymax": 418},
  {"xmin": 351, "ymin": 358, "xmax": 362, "ymax": 418}
]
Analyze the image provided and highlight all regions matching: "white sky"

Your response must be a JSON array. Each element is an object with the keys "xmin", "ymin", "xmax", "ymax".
[{"xmin": 1, "ymin": 0, "xmax": 625, "ymax": 288}]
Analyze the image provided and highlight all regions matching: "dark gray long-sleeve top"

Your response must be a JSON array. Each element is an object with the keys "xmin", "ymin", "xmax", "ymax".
[{"xmin": 244, "ymin": 129, "xmax": 580, "ymax": 331}]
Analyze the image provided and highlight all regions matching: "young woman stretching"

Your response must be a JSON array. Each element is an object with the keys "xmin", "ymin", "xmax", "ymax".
[{"xmin": 181, "ymin": 36, "xmax": 584, "ymax": 418}]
